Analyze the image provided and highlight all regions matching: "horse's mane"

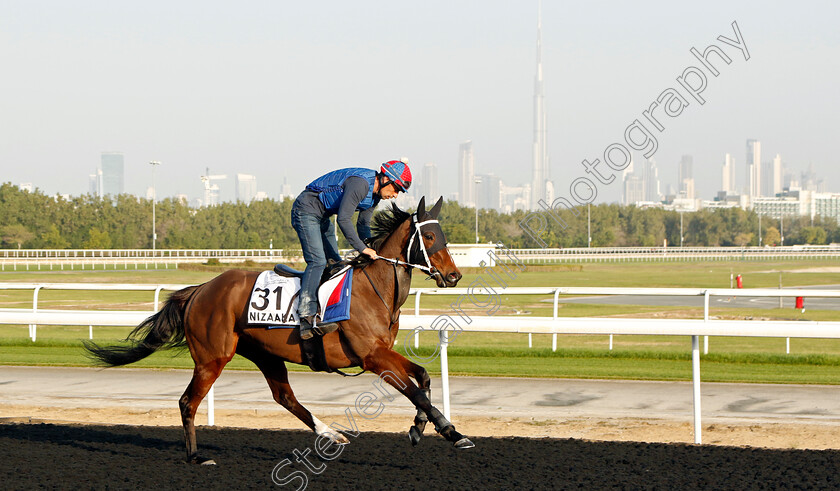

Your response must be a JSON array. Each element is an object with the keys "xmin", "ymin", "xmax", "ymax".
[{"xmin": 349, "ymin": 203, "xmax": 411, "ymax": 267}]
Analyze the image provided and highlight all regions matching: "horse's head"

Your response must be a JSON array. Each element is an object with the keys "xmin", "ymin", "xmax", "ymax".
[{"xmin": 408, "ymin": 196, "xmax": 462, "ymax": 288}]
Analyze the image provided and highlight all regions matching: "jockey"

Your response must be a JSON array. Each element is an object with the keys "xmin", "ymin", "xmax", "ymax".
[{"xmin": 292, "ymin": 160, "xmax": 412, "ymax": 340}]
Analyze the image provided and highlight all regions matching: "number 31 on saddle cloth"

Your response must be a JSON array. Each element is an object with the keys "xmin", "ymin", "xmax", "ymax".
[{"xmin": 246, "ymin": 266, "xmax": 353, "ymax": 328}]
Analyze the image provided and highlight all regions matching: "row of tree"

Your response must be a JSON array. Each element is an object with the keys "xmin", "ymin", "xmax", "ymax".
[{"xmin": 1, "ymin": 183, "xmax": 838, "ymax": 250}]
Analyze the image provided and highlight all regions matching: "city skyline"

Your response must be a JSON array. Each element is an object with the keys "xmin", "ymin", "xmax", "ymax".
[
  {"xmin": 15, "ymin": 135, "xmax": 833, "ymax": 212},
  {"xmin": 2, "ymin": 2, "xmax": 838, "ymax": 207}
]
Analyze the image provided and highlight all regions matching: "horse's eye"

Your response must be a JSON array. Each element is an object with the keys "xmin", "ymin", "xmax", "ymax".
[{"xmin": 424, "ymin": 233, "xmax": 433, "ymax": 240}]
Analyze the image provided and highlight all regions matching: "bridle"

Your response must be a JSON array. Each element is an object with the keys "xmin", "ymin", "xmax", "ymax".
[
  {"xmin": 378, "ymin": 213, "xmax": 446, "ymax": 283},
  {"xmin": 360, "ymin": 212, "xmax": 448, "ymax": 338}
]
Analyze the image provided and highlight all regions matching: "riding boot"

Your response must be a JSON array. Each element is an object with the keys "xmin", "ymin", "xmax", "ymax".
[{"xmin": 299, "ymin": 315, "xmax": 316, "ymax": 340}]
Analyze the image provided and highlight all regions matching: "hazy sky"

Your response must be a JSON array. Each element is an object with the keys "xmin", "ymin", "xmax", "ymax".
[{"xmin": 1, "ymin": 0, "xmax": 838, "ymax": 204}]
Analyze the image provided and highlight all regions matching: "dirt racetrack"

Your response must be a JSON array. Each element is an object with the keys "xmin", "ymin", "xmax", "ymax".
[{"xmin": 2, "ymin": 423, "xmax": 839, "ymax": 490}]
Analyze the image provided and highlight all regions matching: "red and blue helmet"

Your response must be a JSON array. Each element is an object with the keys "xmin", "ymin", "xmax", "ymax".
[{"xmin": 380, "ymin": 160, "xmax": 412, "ymax": 192}]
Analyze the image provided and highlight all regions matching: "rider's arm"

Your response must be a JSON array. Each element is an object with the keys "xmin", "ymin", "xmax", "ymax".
[
  {"xmin": 357, "ymin": 207, "xmax": 374, "ymax": 243},
  {"xmin": 336, "ymin": 176, "xmax": 370, "ymax": 253}
]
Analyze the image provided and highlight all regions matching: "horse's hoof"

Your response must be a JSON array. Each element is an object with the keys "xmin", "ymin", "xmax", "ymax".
[
  {"xmin": 188, "ymin": 456, "xmax": 217, "ymax": 465},
  {"xmin": 333, "ymin": 432, "xmax": 351, "ymax": 445},
  {"xmin": 408, "ymin": 426, "xmax": 422, "ymax": 446},
  {"xmin": 454, "ymin": 437, "xmax": 475, "ymax": 449}
]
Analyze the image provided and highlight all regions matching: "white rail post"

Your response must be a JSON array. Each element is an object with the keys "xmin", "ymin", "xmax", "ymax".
[
  {"xmin": 30, "ymin": 286, "xmax": 42, "ymax": 342},
  {"xmin": 414, "ymin": 291, "xmax": 422, "ymax": 349},
  {"xmin": 609, "ymin": 334, "xmax": 614, "ymax": 351},
  {"xmin": 552, "ymin": 288, "xmax": 560, "ymax": 351},
  {"xmin": 207, "ymin": 384, "xmax": 215, "ymax": 426},
  {"xmin": 703, "ymin": 290, "xmax": 710, "ymax": 355},
  {"xmin": 89, "ymin": 325, "xmax": 93, "ymax": 339},
  {"xmin": 692, "ymin": 334, "xmax": 702, "ymax": 444},
  {"xmin": 439, "ymin": 329, "xmax": 451, "ymax": 421},
  {"xmin": 154, "ymin": 286, "xmax": 164, "ymax": 311}
]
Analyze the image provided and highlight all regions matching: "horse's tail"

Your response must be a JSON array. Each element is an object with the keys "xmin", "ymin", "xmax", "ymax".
[{"xmin": 83, "ymin": 285, "xmax": 201, "ymax": 367}]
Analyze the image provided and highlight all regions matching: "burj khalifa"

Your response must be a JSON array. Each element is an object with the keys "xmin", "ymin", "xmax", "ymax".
[{"xmin": 530, "ymin": 4, "xmax": 551, "ymax": 210}]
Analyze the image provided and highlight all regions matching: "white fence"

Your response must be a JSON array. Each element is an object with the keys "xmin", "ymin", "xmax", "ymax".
[
  {"xmin": 506, "ymin": 245, "xmax": 840, "ymax": 263},
  {"xmin": 3, "ymin": 245, "xmax": 840, "ymax": 271},
  {"xmin": 0, "ymin": 249, "xmax": 295, "ymax": 271},
  {"xmin": 1, "ymin": 283, "xmax": 839, "ymax": 444}
]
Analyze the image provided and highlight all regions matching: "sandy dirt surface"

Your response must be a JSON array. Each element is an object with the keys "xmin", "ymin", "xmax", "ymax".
[
  {"xmin": 5, "ymin": 423, "xmax": 838, "ymax": 489},
  {"xmin": 3, "ymin": 403, "xmax": 840, "ymax": 451}
]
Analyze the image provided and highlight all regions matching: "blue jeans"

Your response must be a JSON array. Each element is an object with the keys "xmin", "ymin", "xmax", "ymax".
[{"xmin": 291, "ymin": 204, "xmax": 341, "ymax": 317}]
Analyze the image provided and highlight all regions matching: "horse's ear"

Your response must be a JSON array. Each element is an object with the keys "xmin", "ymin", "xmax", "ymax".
[
  {"xmin": 429, "ymin": 197, "xmax": 443, "ymax": 219},
  {"xmin": 416, "ymin": 196, "xmax": 426, "ymax": 219}
]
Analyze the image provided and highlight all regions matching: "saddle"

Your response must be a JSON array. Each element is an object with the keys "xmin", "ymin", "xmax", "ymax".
[
  {"xmin": 272, "ymin": 259, "xmax": 352, "ymax": 374},
  {"xmin": 274, "ymin": 258, "xmax": 351, "ymax": 282}
]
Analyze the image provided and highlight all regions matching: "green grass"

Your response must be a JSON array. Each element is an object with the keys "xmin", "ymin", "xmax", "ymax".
[
  {"xmin": 2, "ymin": 259, "xmax": 840, "ymax": 384},
  {"xmin": 3, "ymin": 323, "xmax": 840, "ymax": 384},
  {"xmin": 485, "ymin": 263, "xmax": 840, "ymax": 290}
]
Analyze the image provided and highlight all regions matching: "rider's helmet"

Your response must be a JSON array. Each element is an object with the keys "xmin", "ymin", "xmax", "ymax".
[{"xmin": 380, "ymin": 160, "xmax": 412, "ymax": 192}]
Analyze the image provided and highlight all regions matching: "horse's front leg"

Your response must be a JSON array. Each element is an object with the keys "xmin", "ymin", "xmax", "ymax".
[
  {"xmin": 402, "ymin": 358, "xmax": 431, "ymax": 446},
  {"xmin": 366, "ymin": 346, "xmax": 474, "ymax": 449}
]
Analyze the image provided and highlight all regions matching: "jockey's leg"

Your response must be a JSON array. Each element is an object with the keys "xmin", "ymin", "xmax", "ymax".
[
  {"xmin": 292, "ymin": 209, "xmax": 327, "ymax": 340},
  {"xmin": 307, "ymin": 217, "xmax": 341, "ymax": 336},
  {"xmin": 321, "ymin": 217, "xmax": 342, "ymax": 263}
]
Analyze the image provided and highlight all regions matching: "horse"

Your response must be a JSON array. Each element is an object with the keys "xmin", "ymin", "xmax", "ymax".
[{"xmin": 84, "ymin": 196, "xmax": 473, "ymax": 464}]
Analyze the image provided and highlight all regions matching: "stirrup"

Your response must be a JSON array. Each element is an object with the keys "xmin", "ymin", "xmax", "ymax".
[{"xmin": 312, "ymin": 321, "xmax": 339, "ymax": 336}]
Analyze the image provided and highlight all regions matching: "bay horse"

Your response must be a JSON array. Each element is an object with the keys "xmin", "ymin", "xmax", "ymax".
[{"xmin": 84, "ymin": 196, "xmax": 473, "ymax": 464}]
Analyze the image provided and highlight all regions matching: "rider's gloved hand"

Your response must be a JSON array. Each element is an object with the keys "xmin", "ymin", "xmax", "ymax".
[{"xmin": 362, "ymin": 248, "xmax": 378, "ymax": 260}]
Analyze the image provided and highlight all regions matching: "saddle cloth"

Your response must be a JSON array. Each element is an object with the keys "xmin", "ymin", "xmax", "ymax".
[{"xmin": 247, "ymin": 266, "xmax": 353, "ymax": 328}]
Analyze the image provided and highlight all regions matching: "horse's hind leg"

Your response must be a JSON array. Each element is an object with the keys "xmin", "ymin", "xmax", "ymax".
[
  {"xmin": 180, "ymin": 360, "xmax": 227, "ymax": 464},
  {"xmin": 247, "ymin": 352, "xmax": 349, "ymax": 444}
]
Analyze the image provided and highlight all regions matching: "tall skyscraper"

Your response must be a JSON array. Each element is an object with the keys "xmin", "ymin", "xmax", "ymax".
[
  {"xmin": 422, "ymin": 162, "xmax": 439, "ymax": 202},
  {"xmin": 623, "ymin": 175, "xmax": 645, "ymax": 205},
  {"xmin": 88, "ymin": 169, "xmax": 102, "ymax": 197},
  {"xmin": 772, "ymin": 154, "xmax": 782, "ymax": 196},
  {"xmin": 530, "ymin": 5, "xmax": 551, "ymax": 210},
  {"xmin": 476, "ymin": 174, "xmax": 502, "ymax": 211},
  {"xmin": 643, "ymin": 158, "xmax": 661, "ymax": 202},
  {"xmin": 721, "ymin": 153, "xmax": 736, "ymax": 194},
  {"xmin": 679, "ymin": 155, "xmax": 695, "ymax": 199},
  {"xmin": 280, "ymin": 175, "xmax": 292, "ymax": 199},
  {"xmin": 101, "ymin": 152, "xmax": 124, "ymax": 196},
  {"xmin": 458, "ymin": 141, "xmax": 475, "ymax": 207},
  {"xmin": 746, "ymin": 139, "xmax": 761, "ymax": 198},
  {"xmin": 621, "ymin": 159, "xmax": 640, "ymax": 205},
  {"xmin": 236, "ymin": 173, "xmax": 257, "ymax": 203}
]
